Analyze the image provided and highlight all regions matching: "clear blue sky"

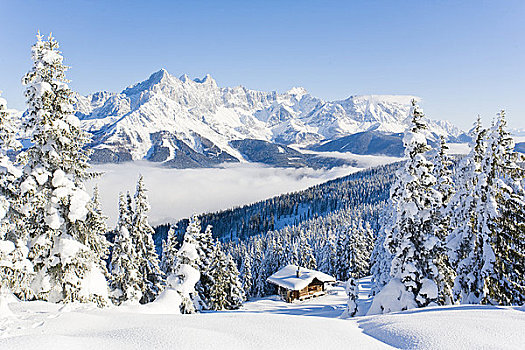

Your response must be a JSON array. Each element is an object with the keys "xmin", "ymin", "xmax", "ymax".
[{"xmin": 1, "ymin": 0, "xmax": 524, "ymax": 130}]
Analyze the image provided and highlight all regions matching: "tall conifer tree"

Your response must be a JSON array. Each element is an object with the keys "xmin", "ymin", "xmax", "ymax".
[
  {"xmin": 169, "ymin": 214, "xmax": 201, "ymax": 313},
  {"xmin": 369, "ymin": 101, "xmax": 451, "ymax": 314},
  {"xmin": 110, "ymin": 193, "xmax": 142, "ymax": 304},
  {"xmin": 446, "ymin": 118, "xmax": 486, "ymax": 303},
  {"xmin": 482, "ymin": 112, "xmax": 525, "ymax": 304},
  {"xmin": 131, "ymin": 175, "xmax": 164, "ymax": 303},
  {"xmin": 161, "ymin": 224, "xmax": 179, "ymax": 275},
  {"xmin": 195, "ymin": 224, "xmax": 215, "ymax": 309},
  {"xmin": 19, "ymin": 34, "xmax": 108, "ymax": 305}
]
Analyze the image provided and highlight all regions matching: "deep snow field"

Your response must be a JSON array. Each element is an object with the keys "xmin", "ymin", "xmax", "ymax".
[{"xmin": 1, "ymin": 278, "xmax": 524, "ymax": 350}]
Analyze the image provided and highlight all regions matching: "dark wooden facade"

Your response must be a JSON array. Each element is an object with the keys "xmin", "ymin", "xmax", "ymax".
[{"xmin": 277, "ymin": 278, "xmax": 327, "ymax": 303}]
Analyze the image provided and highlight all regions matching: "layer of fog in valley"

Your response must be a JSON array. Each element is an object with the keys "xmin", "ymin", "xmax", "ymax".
[{"xmin": 87, "ymin": 161, "xmax": 375, "ymax": 226}]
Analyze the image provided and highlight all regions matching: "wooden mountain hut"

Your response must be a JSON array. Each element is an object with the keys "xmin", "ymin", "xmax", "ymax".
[{"xmin": 266, "ymin": 265, "xmax": 336, "ymax": 302}]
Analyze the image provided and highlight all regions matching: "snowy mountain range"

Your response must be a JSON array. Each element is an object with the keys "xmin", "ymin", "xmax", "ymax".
[{"xmin": 75, "ymin": 69, "xmax": 465, "ymax": 168}]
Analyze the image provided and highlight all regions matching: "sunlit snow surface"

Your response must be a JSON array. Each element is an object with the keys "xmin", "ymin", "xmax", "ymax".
[{"xmin": 1, "ymin": 279, "xmax": 524, "ymax": 349}]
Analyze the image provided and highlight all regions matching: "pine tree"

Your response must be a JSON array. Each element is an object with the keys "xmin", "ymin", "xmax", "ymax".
[
  {"xmin": 482, "ymin": 112, "xmax": 525, "ymax": 305},
  {"xmin": 348, "ymin": 220, "xmax": 371, "ymax": 279},
  {"xmin": 131, "ymin": 175, "xmax": 164, "ymax": 303},
  {"xmin": 262, "ymin": 238, "xmax": 280, "ymax": 295},
  {"xmin": 459, "ymin": 117, "xmax": 503, "ymax": 305},
  {"xmin": 79, "ymin": 186, "xmax": 110, "ymax": 276},
  {"xmin": 20, "ymin": 34, "xmax": 91, "ymax": 180},
  {"xmin": 369, "ymin": 206, "xmax": 393, "ymax": 295},
  {"xmin": 19, "ymin": 34, "xmax": 108, "ymax": 305},
  {"xmin": 430, "ymin": 136, "xmax": 455, "ymax": 305},
  {"xmin": 239, "ymin": 249, "xmax": 253, "ymax": 299},
  {"xmin": 0, "ymin": 93, "xmax": 24, "ymax": 245},
  {"xmin": 207, "ymin": 244, "xmax": 244, "ymax": 310},
  {"xmin": 251, "ymin": 243, "xmax": 266, "ymax": 297},
  {"xmin": 225, "ymin": 253, "xmax": 244, "ymax": 309},
  {"xmin": 363, "ymin": 221, "xmax": 375, "ymax": 255},
  {"xmin": 335, "ymin": 231, "xmax": 352, "ymax": 281},
  {"xmin": 161, "ymin": 224, "xmax": 179, "ymax": 275},
  {"xmin": 125, "ymin": 191, "xmax": 134, "ymax": 225},
  {"xmin": 369, "ymin": 101, "xmax": 450, "ymax": 314},
  {"xmin": 208, "ymin": 245, "xmax": 229, "ymax": 310},
  {"xmin": 0, "ymin": 239, "xmax": 34, "ymax": 302},
  {"xmin": 345, "ymin": 277, "xmax": 359, "ymax": 317},
  {"xmin": 169, "ymin": 214, "xmax": 201, "ymax": 313},
  {"xmin": 318, "ymin": 231, "xmax": 336, "ymax": 276},
  {"xmin": 298, "ymin": 231, "xmax": 316, "ymax": 270},
  {"xmin": 195, "ymin": 224, "xmax": 215, "ymax": 309},
  {"xmin": 446, "ymin": 117, "xmax": 486, "ymax": 303},
  {"xmin": 0, "ymin": 93, "xmax": 20, "ymax": 155},
  {"xmin": 433, "ymin": 136, "xmax": 455, "ymax": 206},
  {"xmin": 109, "ymin": 193, "xmax": 143, "ymax": 305}
]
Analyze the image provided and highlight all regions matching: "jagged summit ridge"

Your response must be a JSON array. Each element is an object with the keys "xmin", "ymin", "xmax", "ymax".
[
  {"xmin": 75, "ymin": 69, "xmax": 463, "ymax": 167},
  {"xmin": 122, "ymin": 68, "xmax": 170, "ymax": 96}
]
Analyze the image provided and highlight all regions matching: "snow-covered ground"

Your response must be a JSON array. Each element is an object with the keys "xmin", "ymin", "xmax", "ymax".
[{"xmin": 2, "ymin": 278, "xmax": 524, "ymax": 349}]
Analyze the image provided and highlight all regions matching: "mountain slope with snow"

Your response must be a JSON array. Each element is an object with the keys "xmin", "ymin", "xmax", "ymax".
[{"xmin": 75, "ymin": 69, "xmax": 464, "ymax": 167}]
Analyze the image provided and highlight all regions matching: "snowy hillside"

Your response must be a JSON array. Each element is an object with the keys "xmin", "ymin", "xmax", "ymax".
[
  {"xmin": 75, "ymin": 69, "xmax": 463, "ymax": 167},
  {"xmin": 2, "ymin": 281, "xmax": 524, "ymax": 349}
]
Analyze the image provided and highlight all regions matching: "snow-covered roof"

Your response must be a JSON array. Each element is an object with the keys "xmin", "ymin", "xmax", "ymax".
[{"xmin": 267, "ymin": 265, "xmax": 335, "ymax": 291}]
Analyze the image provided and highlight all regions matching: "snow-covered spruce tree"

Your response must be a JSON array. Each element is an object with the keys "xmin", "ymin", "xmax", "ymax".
[
  {"xmin": 239, "ymin": 249, "xmax": 253, "ymax": 299},
  {"xmin": 251, "ymin": 243, "xmax": 266, "ymax": 297},
  {"xmin": 335, "ymin": 221, "xmax": 370, "ymax": 282},
  {"xmin": 481, "ymin": 112, "xmax": 525, "ymax": 305},
  {"xmin": 458, "ymin": 117, "xmax": 503, "ymax": 305},
  {"xmin": 0, "ymin": 239, "xmax": 34, "ymax": 315},
  {"xmin": 78, "ymin": 186, "xmax": 110, "ymax": 276},
  {"xmin": 208, "ymin": 244, "xmax": 244, "ymax": 310},
  {"xmin": 161, "ymin": 224, "xmax": 178, "ymax": 275},
  {"xmin": 349, "ymin": 220, "xmax": 372, "ymax": 279},
  {"xmin": 19, "ymin": 34, "xmax": 108, "ymax": 305},
  {"xmin": 131, "ymin": 175, "xmax": 164, "ymax": 304},
  {"xmin": 225, "ymin": 252, "xmax": 244, "ymax": 309},
  {"xmin": 334, "ymin": 231, "xmax": 351, "ymax": 281},
  {"xmin": 446, "ymin": 117, "xmax": 486, "ymax": 303},
  {"xmin": 0, "ymin": 93, "xmax": 23, "ymax": 242},
  {"xmin": 370, "ymin": 203, "xmax": 395, "ymax": 295},
  {"xmin": 208, "ymin": 244, "xmax": 228, "ymax": 310},
  {"xmin": 318, "ymin": 230, "xmax": 336, "ymax": 276},
  {"xmin": 0, "ymin": 92, "xmax": 19, "ymax": 157},
  {"xmin": 195, "ymin": 224, "xmax": 215, "ymax": 309},
  {"xmin": 283, "ymin": 232, "xmax": 296, "ymax": 267},
  {"xmin": 0, "ymin": 95, "xmax": 36, "ymax": 303},
  {"xmin": 429, "ymin": 135, "xmax": 455, "ymax": 305},
  {"xmin": 368, "ymin": 101, "xmax": 451, "ymax": 314},
  {"xmin": 167, "ymin": 214, "xmax": 201, "ymax": 313},
  {"xmin": 363, "ymin": 221, "xmax": 375, "ymax": 255},
  {"xmin": 0, "ymin": 239, "xmax": 34, "ymax": 304},
  {"xmin": 262, "ymin": 238, "xmax": 281, "ymax": 295},
  {"xmin": 109, "ymin": 193, "xmax": 143, "ymax": 305},
  {"xmin": 298, "ymin": 231, "xmax": 316, "ymax": 270},
  {"xmin": 433, "ymin": 136, "xmax": 455, "ymax": 207},
  {"xmin": 125, "ymin": 191, "xmax": 134, "ymax": 224},
  {"xmin": 345, "ymin": 277, "xmax": 359, "ymax": 317},
  {"xmin": 0, "ymin": 93, "xmax": 35, "ymax": 278}
]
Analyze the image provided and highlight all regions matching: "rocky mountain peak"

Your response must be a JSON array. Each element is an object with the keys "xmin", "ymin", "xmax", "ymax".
[{"xmin": 76, "ymin": 71, "xmax": 465, "ymax": 168}]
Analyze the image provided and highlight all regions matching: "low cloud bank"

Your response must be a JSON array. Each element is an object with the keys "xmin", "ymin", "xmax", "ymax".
[{"xmin": 87, "ymin": 162, "xmax": 360, "ymax": 227}]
